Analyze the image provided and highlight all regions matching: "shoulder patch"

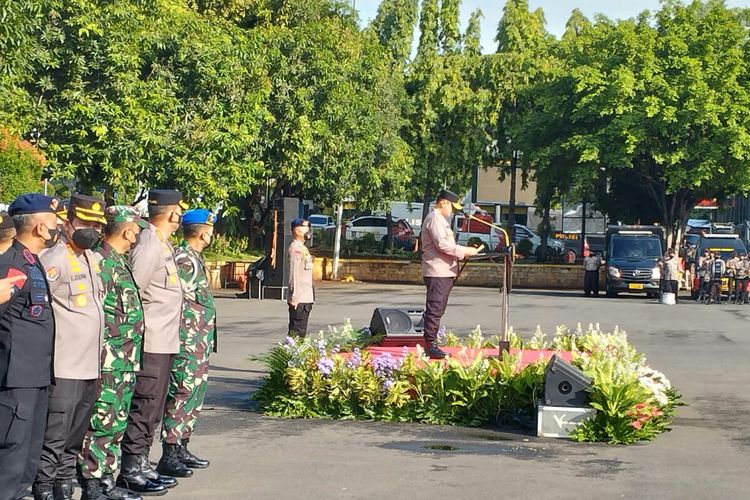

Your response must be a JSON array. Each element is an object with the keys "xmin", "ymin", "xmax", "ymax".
[
  {"xmin": 22, "ymin": 249, "xmax": 36, "ymax": 265},
  {"xmin": 46, "ymin": 267, "xmax": 60, "ymax": 282}
]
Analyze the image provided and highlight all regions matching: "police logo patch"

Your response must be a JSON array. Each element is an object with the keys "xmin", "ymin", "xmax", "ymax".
[
  {"xmin": 30, "ymin": 305, "xmax": 43, "ymax": 317},
  {"xmin": 46, "ymin": 267, "xmax": 60, "ymax": 282}
]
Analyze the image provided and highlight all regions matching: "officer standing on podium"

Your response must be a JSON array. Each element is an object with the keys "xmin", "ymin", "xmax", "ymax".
[
  {"xmin": 118, "ymin": 190, "xmax": 191, "ymax": 494},
  {"xmin": 420, "ymin": 190, "xmax": 479, "ymax": 359},
  {"xmin": 0, "ymin": 194, "xmax": 58, "ymax": 500},
  {"xmin": 287, "ymin": 218, "xmax": 314, "ymax": 337},
  {"xmin": 34, "ymin": 194, "xmax": 107, "ymax": 500}
]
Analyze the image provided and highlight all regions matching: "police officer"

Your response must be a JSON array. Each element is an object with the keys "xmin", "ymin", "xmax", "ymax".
[
  {"xmin": 421, "ymin": 190, "xmax": 479, "ymax": 359},
  {"xmin": 160, "ymin": 209, "xmax": 216, "ymax": 473},
  {"xmin": 287, "ymin": 218, "xmax": 314, "ymax": 337},
  {"xmin": 663, "ymin": 249, "xmax": 680, "ymax": 303},
  {"xmin": 0, "ymin": 211, "xmax": 16, "ymax": 255},
  {"xmin": 583, "ymin": 251, "xmax": 602, "ymax": 297},
  {"xmin": 0, "ymin": 194, "xmax": 58, "ymax": 500},
  {"xmin": 78, "ymin": 206, "xmax": 155, "ymax": 500},
  {"xmin": 34, "ymin": 194, "xmax": 106, "ymax": 500},
  {"xmin": 119, "ymin": 190, "xmax": 192, "ymax": 492}
]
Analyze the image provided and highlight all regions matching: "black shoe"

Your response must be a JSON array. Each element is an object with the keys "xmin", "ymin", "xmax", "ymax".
[
  {"xmin": 138, "ymin": 455, "xmax": 178, "ymax": 489},
  {"xmin": 80, "ymin": 479, "xmax": 109, "ymax": 500},
  {"xmin": 33, "ymin": 484, "xmax": 55, "ymax": 500},
  {"xmin": 425, "ymin": 344, "xmax": 447, "ymax": 359},
  {"xmin": 102, "ymin": 474, "xmax": 143, "ymax": 500},
  {"xmin": 53, "ymin": 479, "xmax": 74, "ymax": 500},
  {"xmin": 117, "ymin": 454, "xmax": 168, "ymax": 496},
  {"xmin": 177, "ymin": 444, "xmax": 210, "ymax": 469},
  {"xmin": 157, "ymin": 444, "xmax": 194, "ymax": 478}
]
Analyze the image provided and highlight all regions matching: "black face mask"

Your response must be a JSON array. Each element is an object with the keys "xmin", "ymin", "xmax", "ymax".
[
  {"xmin": 44, "ymin": 227, "xmax": 60, "ymax": 248},
  {"xmin": 72, "ymin": 228, "xmax": 101, "ymax": 250},
  {"xmin": 303, "ymin": 232, "xmax": 312, "ymax": 241}
]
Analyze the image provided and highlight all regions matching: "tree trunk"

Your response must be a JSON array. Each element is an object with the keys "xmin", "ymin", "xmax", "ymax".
[{"xmin": 538, "ymin": 192, "xmax": 552, "ymax": 262}]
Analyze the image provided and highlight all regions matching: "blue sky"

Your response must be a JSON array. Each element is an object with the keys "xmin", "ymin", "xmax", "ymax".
[{"xmin": 355, "ymin": 0, "xmax": 750, "ymax": 54}]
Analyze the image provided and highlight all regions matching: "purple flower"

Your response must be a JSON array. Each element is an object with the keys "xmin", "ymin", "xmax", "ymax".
[
  {"xmin": 382, "ymin": 379, "xmax": 395, "ymax": 392},
  {"xmin": 284, "ymin": 335, "xmax": 296, "ymax": 347},
  {"xmin": 317, "ymin": 357, "xmax": 334, "ymax": 376},
  {"xmin": 347, "ymin": 347, "xmax": 362, "ymax": 369},
  {"xmin": 372, "ymin": 353, "xmax": 402, "ymax": 379}
]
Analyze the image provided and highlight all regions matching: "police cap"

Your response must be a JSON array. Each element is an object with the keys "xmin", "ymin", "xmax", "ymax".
[
  {"xmin": 148, "ymin": 190, "xmax": 188, "ymax": 210},
  {"xmin": 8, "ymin": 193, "xmax": 59, "ymax": 217},
  {"xmin": 182, "ymin": 209, "xmax": 214, "ymax": 227},
  {"xmin": 69, "ymin": 194, "xmax": 107, "ymax": 224}
]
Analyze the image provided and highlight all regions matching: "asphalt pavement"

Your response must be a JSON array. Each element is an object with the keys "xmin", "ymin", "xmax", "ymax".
[{"xmin": 156, "ymin": 283, "xmax": 750, "ymax": 499}]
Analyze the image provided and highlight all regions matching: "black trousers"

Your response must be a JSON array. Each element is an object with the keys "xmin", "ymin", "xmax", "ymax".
[
  {"xmin": 121, "ymin": 353, "xmax": 173, "ymax": 457},
  {"xmin": 423, "ymin": 277, "xmax": 454, "ymax": 344},
  {"xmin": 584, "ymin": 270, "xmax": 599, "ymax": 296},
  {"xmin": 0, "ymin": 387, "xmax": 48, "ymax": 500},
  {"xmin": 288, "ymin": 304, "xmax": 313, "ymax": 337},
  {"xmin": 35, "ymin": 379, "xmax": 97, "ymax": 486}
]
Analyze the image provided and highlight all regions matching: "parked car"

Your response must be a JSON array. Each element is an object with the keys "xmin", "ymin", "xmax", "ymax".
[
  {"xmin": 604, "ymin": 225, "xmax": 664, "ymax": 298},
  {"xmin": 345, "ymin": 215, "xmax": 416, "ymax": 250},
  {"xmin": 309, "ymin": 214, "xmax": 334, "ymax": 229},
  {"xmin": 511, "ymin": 224, "xmax": 565, "ymax": 259}
]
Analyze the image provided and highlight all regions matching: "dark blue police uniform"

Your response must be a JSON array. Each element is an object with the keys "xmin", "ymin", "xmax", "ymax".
[{"xmin": 0, "ymin": 240, "xmax": 55, "ymax": 500}]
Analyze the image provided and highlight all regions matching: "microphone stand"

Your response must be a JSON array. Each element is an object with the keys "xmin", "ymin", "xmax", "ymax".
[{"xmin": 459, "ymin": 210, "xmax": 514, "ymax": 357}]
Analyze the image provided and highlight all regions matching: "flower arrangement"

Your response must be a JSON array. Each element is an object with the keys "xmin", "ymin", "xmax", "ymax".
[{"xmin": 252, "ymin": 322, "xmax": 682, "ymax": 444}]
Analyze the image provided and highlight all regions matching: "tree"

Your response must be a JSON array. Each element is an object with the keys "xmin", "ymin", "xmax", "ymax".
[
  {"xmin": 481, "ymin": 0, "xmax": 554, "ymax": 239},
  {"xmin": 464, "ymin": 9, "xmax": 484, "ymax": 58},
  {"xmin": 408, "ymin": 0, "xmax": 489, "ymax": 221},
  {"xmin": 370, "ymin": 0, "xmax": 419, "ymax": 65},
  {"xmin": 561, "ymin": 0, "xmax": 750, "ymax": 248},
  {"xmin": 0, "ymin": 128, "xmax": 46, "ymax": 201}
]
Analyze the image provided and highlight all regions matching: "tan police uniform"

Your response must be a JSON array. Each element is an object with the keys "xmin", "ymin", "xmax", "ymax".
[
  {"xmin": 35, "ymin": 194, "xmax": 105, "ymax": 495},
  {"xmin": 121, "ymin": 190, "xmax": 186, "ymax": 464},
  {"xmin": 287, "ymin": 238, "xmax": 314, "ymax": 336},
  {"xmin": 420, "ymin": 191, "xmax": 473, "ymax": 351}
]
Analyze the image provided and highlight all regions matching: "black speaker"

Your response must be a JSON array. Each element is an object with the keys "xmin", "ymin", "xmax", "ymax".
[
  {"xmin": 543, "ymin": 355, "xmax": 592, "ymax": 407},
  {"xmin": 369, "ymin": 307, "xmax": 425, "ymax": 335}
]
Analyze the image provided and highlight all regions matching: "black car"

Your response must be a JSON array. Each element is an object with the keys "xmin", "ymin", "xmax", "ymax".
[{"xmin": 604, "ymin": 226, "xmax": 665, "ymax": 298}]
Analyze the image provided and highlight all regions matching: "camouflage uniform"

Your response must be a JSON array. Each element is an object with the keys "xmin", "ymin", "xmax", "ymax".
[
  {"xmin": 161, "ymin": 239, "xmax": 216, "ymax": 444},
  {"xmin": 79, "ymin": 213, "xmax": 147, "ymax": 480}
]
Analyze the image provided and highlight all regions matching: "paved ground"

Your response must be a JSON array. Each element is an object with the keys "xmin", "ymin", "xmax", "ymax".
[{"xmin": 74, "ymin": 282, "xmax": 748, "ymax": 499}]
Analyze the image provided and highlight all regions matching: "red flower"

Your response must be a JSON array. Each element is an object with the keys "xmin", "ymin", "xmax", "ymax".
[{"xmin": 631, "ymin": 420, "xmax": 643, "ymax": 430}]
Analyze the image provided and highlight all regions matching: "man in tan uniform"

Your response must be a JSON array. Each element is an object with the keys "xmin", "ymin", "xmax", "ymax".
[
  {"xmin": 287, "ymin": 218, "xmax": 314, "ymax": 337},
  {"xmin": 118, "ymin": 189, "xmax": 193, "ymax": 492},
  {"xmin": 421, "ymin": 190, "xmax": 478, "ymax": 359},
  {"xmin": 34, "ymin": 194, "xmax": 106, "ymax": 500}
]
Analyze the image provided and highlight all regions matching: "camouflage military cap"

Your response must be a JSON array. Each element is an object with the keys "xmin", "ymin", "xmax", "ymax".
[{"xmin": 105, "ymin": 205, "xmax": 148, "ymax": 229}]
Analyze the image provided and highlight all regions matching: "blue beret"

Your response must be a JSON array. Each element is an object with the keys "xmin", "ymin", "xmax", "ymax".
[
  {"xmin": 291, "ymin": 218, "xmax": 308, "ymax": 229},
  {"xmin": 182, "ymin": 209, "xmax": 214, "ymax": 226},
  {"xmin": 8, "ymin": 194, "xmax": 58, "ymax": 217}
]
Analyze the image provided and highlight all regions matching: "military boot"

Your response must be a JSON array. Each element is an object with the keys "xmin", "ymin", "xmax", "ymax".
[
  {"xmin": 32, "ymin": 483, "xmax": 55, "ymax": 500},
  {"xmin": 116, "ymin": 454, "xmax": 167, "ymax": 496},
  {"xmin": 176, "ymin": 442, "xmax": 209, "ymax": 469},
  {"xmin": 102, "ymin": 474, "xmax": 143, "ymax": 500},
  {"xmin": 138, "ymin": 454, "xmax": 178, "ymax": 489},
  {"xmin": 80, "ymin": 479, "xmax": 109, "ymax": 500},
  {"xmin": 156, "ymin": 443, "xmax": 193, "ymax": 478},
  {"xmin": 53, "ymin": 479, "xmax": 74, "ymax": 500}
]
